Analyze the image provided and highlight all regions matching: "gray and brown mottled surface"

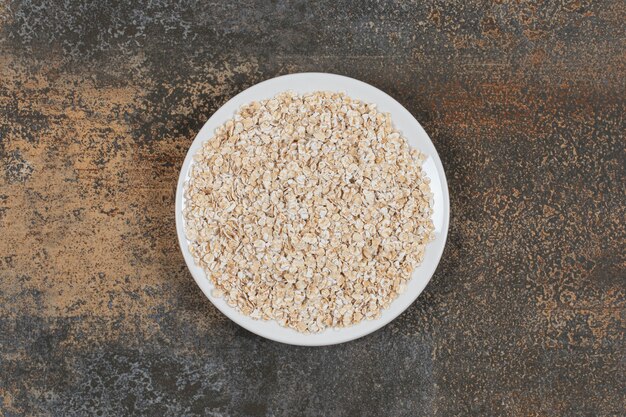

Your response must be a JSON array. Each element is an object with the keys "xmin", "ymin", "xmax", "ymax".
[{"xmin": 0, "ymin": 1, "xmax": 624, "ymax": 416}]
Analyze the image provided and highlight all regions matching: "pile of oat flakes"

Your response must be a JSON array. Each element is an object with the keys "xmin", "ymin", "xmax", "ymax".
[{"xmin": 183, "ymin": 91, "xmax": 434, "ymax": 333}]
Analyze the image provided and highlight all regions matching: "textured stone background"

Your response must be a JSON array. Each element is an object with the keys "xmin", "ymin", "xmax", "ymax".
[{"xmin": 0, "ymin": 1, "xmax": 624, "ymax": 416}]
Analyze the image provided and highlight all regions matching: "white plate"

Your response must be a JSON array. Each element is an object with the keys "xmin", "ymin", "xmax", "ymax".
[{"xmin": 176, "ymin": 73, "xmax": 449, "ymax": 346}]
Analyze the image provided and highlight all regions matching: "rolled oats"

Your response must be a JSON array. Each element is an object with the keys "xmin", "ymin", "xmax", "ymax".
[{"xmin": 184, "ymin": 91, "xmax": 434, "ymax": 333}]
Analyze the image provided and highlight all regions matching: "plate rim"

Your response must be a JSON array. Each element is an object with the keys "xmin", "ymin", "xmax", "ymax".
[{"xmin": 175, "ymin": 72, "xmax": 450, "ymax": 346}]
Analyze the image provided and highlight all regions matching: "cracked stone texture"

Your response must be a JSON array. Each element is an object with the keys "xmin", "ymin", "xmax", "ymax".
[{"xmin": 0, "ymin": 1, "xmax": 624, "ymax": 416}]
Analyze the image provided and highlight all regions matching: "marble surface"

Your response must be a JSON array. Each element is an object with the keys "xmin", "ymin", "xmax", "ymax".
[{"xmin": 0, "ymin": 1, "xmax": 624, "ymax": 416}]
